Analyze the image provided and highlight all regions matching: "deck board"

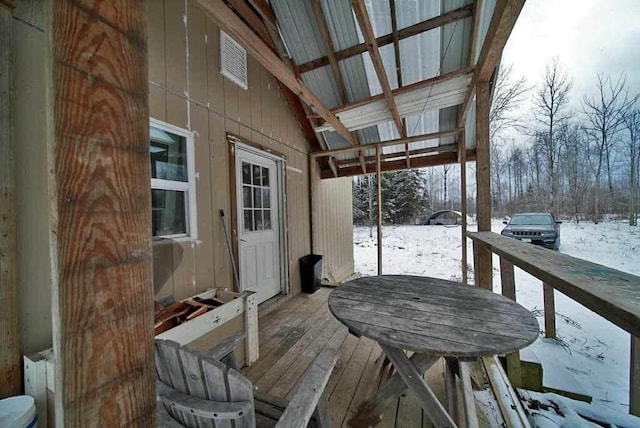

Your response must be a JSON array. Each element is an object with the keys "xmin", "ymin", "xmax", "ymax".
[{"xmin": 243, "ymin": 287, "xmax": 454, "ymax": 427}]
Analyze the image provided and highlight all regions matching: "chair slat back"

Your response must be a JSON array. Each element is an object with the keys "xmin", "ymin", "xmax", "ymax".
[{"xmin": 156, "ymin": 339, "xmax": 255, "ymax": 428}]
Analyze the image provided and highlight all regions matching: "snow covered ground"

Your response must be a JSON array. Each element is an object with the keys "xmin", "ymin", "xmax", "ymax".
[{"xmin": 353, "ymin": 220, "xmax": 640, "ymax": 418}]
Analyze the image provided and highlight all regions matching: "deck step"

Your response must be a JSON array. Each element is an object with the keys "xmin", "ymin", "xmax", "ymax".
[{"xmin": 516, "ymin": 347, "xmax": 592, "ymax": 403}]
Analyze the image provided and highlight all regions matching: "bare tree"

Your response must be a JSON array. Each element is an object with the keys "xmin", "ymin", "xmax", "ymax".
[
  {"xmin": 582, "ymin": 73, "xmax": 632, "ymax": 221},
  {"xmin": 623, "ymin": 101, "xmax": 640, "ymax": 225},
  {"xmin": 490, "ymin": 64, "xmax": 531, "ymax": 140},
  {"xmin": 533, "ymin": 58, "xmax": 572, "ymax": 217}
]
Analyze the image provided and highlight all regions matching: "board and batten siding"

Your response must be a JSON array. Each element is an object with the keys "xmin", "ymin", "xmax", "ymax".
[
  {"xmin": 149, "ymin": 0, "xmax": 321, "ymax": 300},
  {"xmin": 312, "ymin": 176, "xmax": 355, "ymax": 283}
]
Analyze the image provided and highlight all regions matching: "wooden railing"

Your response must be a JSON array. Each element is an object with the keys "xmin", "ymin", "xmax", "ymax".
[{"xmin": 468, "ymin": 231, "xmax": 640, "ymax": 416}]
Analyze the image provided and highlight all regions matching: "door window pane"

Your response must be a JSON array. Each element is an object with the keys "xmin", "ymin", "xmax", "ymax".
[
  {"xmin": 150, "ymin": 137, "xmax": 187, "ymax": 182},
  {"xmin": 261, "ymin": 167, "xmax": 269, "ymax": 187},
  {"xmin": 262, "ymin": 188, "xmax": 270, "ymax": 208},
  {"xmin": 243, "ymin": 186, "xmax": 252, "ymax": 208},
  {"xmin": 252, "ymin": 165, "xmax": 262, "ymax": 186},
  {"xmin": 242, "ymin": 162, "xmax": 251, "ymax": 184},
  {"xmin": 263, "ymin": 209, "xmax": 271, "ymax": 230},
  {"xmin": 255, "ymin": 210, "xmax": 263, "ymax": 231},
  {"xmin": 254, "ymin": 188, "xmax": 262, "ymax": 208},
  {"xmin": 152, "ymin": 189, "xmax": 187, "ymax": 236},
  {"xmin": 243, "ymin": 210, "xmax": 254, "ymax": 232}
]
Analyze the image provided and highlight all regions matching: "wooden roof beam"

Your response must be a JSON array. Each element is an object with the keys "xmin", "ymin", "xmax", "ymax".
[
  {"xmin": 310, "ymin": 0, "xmax": 367, "ymax": 172},
  {"xmin": 338, "ymin": 143, "xmax": 459, "ymax": 168},
  {"xmin": 297, "ymin": 4, "xmax": 474, "ymax": 74},
  {"xmin": 389, "ymin": 0, "xmax": 410, "ymax": 168},
  {"xmin": 195, "ymin": 0, "xmax": 356, "ymax": 146},
  {"xmin": 457, "ymin": 0, "xmax": 525, "ymax": 127},
  {"xmin": 311, "ymin": 128, "xmax": 463, "ymax": 158},
  {"xmin": 321, "ymin": 149, "xmax": 477, "ymax": 179},
  {"xmin": 352, "ymin": 0, "xmax": 405, "ymax": 138}
]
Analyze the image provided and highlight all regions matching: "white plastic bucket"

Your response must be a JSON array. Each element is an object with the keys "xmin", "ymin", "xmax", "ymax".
[{"xmin": 0, "ymin": 395, "xmax": 37, "ymax": 428}]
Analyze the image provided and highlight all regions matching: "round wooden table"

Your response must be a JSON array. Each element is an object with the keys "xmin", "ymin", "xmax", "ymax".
[{"xmin": 328, "ymin": 275, "xmax": 539, "ymax": 427}]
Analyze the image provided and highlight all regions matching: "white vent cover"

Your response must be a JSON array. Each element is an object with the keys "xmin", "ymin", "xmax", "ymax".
[{"xmin": 220, "ymin": 30, "xmax": 248, "ymax": 90}]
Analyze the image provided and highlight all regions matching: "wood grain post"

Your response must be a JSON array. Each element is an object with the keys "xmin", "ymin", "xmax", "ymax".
[
  {"xmin": 47, "ymin": 1, "xmax": 155, "ymax": 425},
  {"xmin": 631, "ymin": 335, "xmax": 640, "ymax": 416},
  {"xmin": 0, "ymin": 5, "xmax": 21, "ymax": 399},
  {"xmin": 543, "ymin": 283, "xmax": 556, "ymax": 338},
  {"xmin": 376, "ymin": 145, "xmax": 382, "ymax": 276},
  {"xmin": 500, "ymin": 258, "xmax": 522, "ymax": 387},
  {"xmin": 475, "ymin": 80, "xmax": 492, "ymax": 290},
  {"xmin": 459, "ymin": 131, "xmax": 468, "ymax": 284}
]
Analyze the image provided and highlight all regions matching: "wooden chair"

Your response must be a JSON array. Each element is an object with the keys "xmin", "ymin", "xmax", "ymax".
[{"xmin": 155, "ymin": 339, "xmax": 337, "ymax": 428}]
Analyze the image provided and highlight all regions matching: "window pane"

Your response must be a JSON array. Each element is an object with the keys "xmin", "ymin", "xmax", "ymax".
[
  {"xmin": 252, "ymin": 165, "xmax": 261, "ymax": 186},
  {"xmin": 243, "ymin": 210, "xmax": 254, "ymax": 232},
  {"xmin": 243, "ymin": 185, "xmax": 252, "ymax": 208},
  {"xmin": 263, "ymin": 209, "xmax": 271, "ymax": 230},
  {"xmin": 152, "ymin": 189, "xmax": 187, "ymax": 237},
  {"xmin": 261, "ymin": 166, "xmax": 270, "ymax": 187},
  {"xmin": 150, "ymin": 135, "xmax": 188, "ymax": 182},
  {"xmin": 242, "ymin": 162, "xmax": 251, "ymax": 184},
  {"xmin": 255, "ymin": 210, "xmax": 263, "ymax": 231},
  {"xmin": 262, "ymin": 188, "xmax": 270, "ymax": 208},
  {"xmin": 254, "ymin": 187, "xmax": 262, "ymax": 208}
]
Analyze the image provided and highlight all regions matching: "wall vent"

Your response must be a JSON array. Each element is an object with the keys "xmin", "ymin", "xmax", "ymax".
[{"xmin": 220, "ymin": 30, "xmax": 248, "ymax": 90}]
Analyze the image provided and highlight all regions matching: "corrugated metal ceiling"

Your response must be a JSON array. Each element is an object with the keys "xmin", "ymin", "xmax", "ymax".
[{"xmin": 270, "ymin": 0, "xmax": 483, "ymax": 166}]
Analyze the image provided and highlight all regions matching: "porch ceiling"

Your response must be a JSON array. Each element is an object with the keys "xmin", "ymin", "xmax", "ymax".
[{"xmin": 203, "ymin": 0, "xmax": 523, "ymax": 178}]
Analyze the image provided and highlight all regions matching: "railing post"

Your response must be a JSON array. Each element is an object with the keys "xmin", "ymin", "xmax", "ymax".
[
  {"xmin": 543, "ymin": 283, "xmax": 556, "ymax": 339},
  {"xmin": 500, "ymin": 258, "xmax": 521, "ymax": 388},
  {"xmin": 472, "ymin": 240, "xmax": 492, "ymax": 290},
  {"xmin": 631, "ymin": 335, "xmax": 640, "ymax": 416}
]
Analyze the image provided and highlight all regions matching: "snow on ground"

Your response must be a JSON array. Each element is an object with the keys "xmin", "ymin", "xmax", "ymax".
[{"xmin": 353, "ymin": 220, "xmax": 640, "ymax": 418}]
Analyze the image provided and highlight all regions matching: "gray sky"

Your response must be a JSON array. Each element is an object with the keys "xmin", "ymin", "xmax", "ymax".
[{"xmin": 501, "ymin": 0, "xmax": 640, "ymax": 140}]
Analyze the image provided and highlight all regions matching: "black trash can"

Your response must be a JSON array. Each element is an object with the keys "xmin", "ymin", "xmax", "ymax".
[{"xmin": 299, "ymin": 254, "xmax": 323, "ymax": 294}]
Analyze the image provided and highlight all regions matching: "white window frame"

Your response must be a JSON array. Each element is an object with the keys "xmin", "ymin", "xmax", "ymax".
[{"xmin": 150, "ymin": 118, "xmax": 197, "ymax": 241}]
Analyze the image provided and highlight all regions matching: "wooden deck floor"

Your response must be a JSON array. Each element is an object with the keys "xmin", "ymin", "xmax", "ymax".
[{"xmin": 242, "ymin": 287, "xmax": 449, "ymax": 428}]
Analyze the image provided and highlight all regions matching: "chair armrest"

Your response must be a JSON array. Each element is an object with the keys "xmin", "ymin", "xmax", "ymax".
[
  {"xmin": 157, "ymin": 380, "xmax": 252, "ymax": 420},
  {"xmin": 275, "ymin": 347, "xmax": 338, "ymax": 428}
]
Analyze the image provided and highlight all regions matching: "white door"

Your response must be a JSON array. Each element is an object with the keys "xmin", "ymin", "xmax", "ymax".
[{"xmin": 236, "ymin": 147, "xmax": 282, "ymax": 304}]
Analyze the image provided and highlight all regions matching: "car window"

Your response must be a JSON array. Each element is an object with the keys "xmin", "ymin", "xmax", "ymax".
[{"xmin": 509, "ymin": 215, "xmax": 554, "ymax": 225}]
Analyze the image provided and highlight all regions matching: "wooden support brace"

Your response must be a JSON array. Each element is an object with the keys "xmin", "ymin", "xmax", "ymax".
[
  {"xmin": 0, "ymin": 5, "xmax": 21, "ymax": 399},
  {"xmin": 631, "ymin": 335, "xmax": 640, "ymax": 416},
  {"xmin": 459, "ymin": 132, "xmax": 468, "ymax": 285},
  {"xmin": 350, "ymin": 353, "xmax": 439, "ymax": 427},
  {"xmin": 381, "ymin": 345, "xmax": 456, "ymax": 427},
  {"xmin": 500, "ymin": 258, "xmax": 522, "ymax": 387},
  {"xmin": 376, "ymin": 146, "xmax": 382, "ymax": 276},
  {"xmin": 244, "ymin": 291, "xmax": 259, "ymax": 365},
  {"xmin": 543, "ymin": 283, "xmax": 556, "ymax": 339}
]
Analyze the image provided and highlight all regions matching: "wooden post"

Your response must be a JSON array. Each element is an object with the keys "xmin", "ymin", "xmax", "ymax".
[
  {"xmin": 475, "ymin": 80, "xmax": 492, "ymax": 290},
  {"xmin": 0, "ymin": 4, "xmax": 21, "ymax": 399},
  {"xmin": 500, "ymin": 258, "xmax": 522, "ymax": 387},
  {"xmin": 543, "ymin": 283, "xmax": 556, "ymax": 338},
  {"xmin": 459, "ymin": 131, "xmax": 468, "ymax": 284},
  {"xmin": 47, "ymin": 1, "xmax": 155, "ymax": 425},
  {"xmin": 376, "ymin": 145, "xmax": 382, "ymax": 275},
  {"xmin": 631, "ymin": 335, "xmax": 640, "ymax": 416}
]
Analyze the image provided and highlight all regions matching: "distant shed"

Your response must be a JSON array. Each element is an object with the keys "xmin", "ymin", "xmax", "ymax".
[{"xmin": 424, "ymin": 210, "xmax": 469, "ymax": 225}]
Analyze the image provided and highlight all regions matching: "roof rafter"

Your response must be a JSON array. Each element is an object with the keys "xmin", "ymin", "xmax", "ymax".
[
  {"xmin": 311, "ymin": 128, "xmax": 463, "ymax": 158},
  {"xmin": 224, "ymin": 0, "xmax": 325, "ymax": 153},
  {"xmin": 311, "ymin": 0, "xmax": 366, "ymax": 173},
  {"xmin": 297, "ymin": 4, "xmax": 474, "ymax": 74},
  {"xmin": 352, "ymin": 0, "xmax": 406, "ymax": 138},
  {"xmin": 321, "ymin": 149, "xmax": 477, "ymax": 179},
  {"xmin": 388, "ymin": 0, "xmax": 410, "ymax": 168},
  {"xmin": 195, "ymin": 0, "xmax": 356, "ymax": 146}
]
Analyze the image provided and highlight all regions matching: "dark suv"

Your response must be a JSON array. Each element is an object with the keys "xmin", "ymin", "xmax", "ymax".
[{"xmin": 501, "ymin": 213, "xmax": 561, "ymax": 250}]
